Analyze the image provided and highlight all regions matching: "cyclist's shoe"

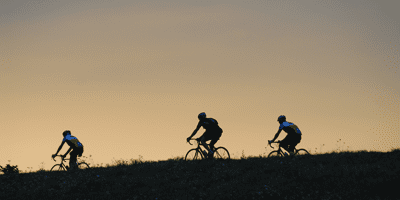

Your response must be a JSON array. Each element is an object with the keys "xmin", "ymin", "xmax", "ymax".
[
  {"xmin": 208, "ymin": 152, "xmax": 214, "ymax": 159},
  {"xmin": 68, "ymin": 166, "xmax": 78, "ymax": 172}
]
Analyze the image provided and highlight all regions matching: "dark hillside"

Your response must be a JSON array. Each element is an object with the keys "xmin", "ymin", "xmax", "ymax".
[{"xmin": 1, "ymin": 149, "xmax": 399, "ymax": 200}]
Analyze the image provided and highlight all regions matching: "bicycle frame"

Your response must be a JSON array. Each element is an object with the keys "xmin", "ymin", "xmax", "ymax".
[
  {"xmin": 267, "ymin": 140, "xmax": 310, "ymax": 158},
  {"xmin": 188, "ymin": 139, "xmax": 215, "ymax": 155},
  {"xmin": 52, "ymin": 155, "xmax": 78, "ymax": 168},
  {"xmin": 268, "ymin": 140, "xmax": 294, "ymax": 156},
  {"xmin": 51, "ymin": 155, "xmax": 90, "ymax": 172},
  {"xmin": 186, "ymin": 138, "xmax": 230, "ymax": 160}
]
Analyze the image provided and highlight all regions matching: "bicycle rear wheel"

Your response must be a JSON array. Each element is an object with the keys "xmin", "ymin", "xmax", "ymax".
[
  {"xmin": 294, "ymin": 149, "xmax": 310, "ymax": 156},
  {"xmin": 50, "ymin": 164, "xmax": 66, "ymax": 172},
  {"xmin": 185, "ymin": 149, "xmax": 204, "ymax": 161},
  {"xmin": 78, "ymin": 162, "xmax": 90, "ymax": 170},
  {"xmin": 268, "ymin": 151, "xmax": 284, "ymax": 158},
  {"xmin": 214, "ymin": 147, "xmax": 230, "ymax": 160}
]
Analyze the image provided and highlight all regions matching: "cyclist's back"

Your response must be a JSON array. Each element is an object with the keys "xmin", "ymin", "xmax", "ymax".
[
  {"xmin": 63, "ymin": 134, "xmax": 84, "ymax": 149},
  {"xmin": 199, "ymin": 117, "xmax": 221, "ymax": 131},
  {"xmin": 279, "ymin": 121, "xmax": 302, "ymax": 136}
]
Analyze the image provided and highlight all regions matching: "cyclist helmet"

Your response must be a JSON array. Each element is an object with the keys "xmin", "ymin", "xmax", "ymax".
[
  {"xmin": 277, "ymin": 115, "xmax": 286, "ymax": 121},
  {"xmin": 198, "ymin": 112, "xmax": 206, "ymax": 120},
  {"xmin": 62, "ymin": 130, "xmax": 71, "ymax": 137}
]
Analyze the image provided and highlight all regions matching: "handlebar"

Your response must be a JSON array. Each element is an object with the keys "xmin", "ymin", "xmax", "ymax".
[
  {"xmin": 52, "ymin": 155, "xmax": 69, "ymax": 162},
  {"xmin": 268, "ymin": 140, "xmax": 281, "ymax": 149},
  {"xmin": 188, "ymin": 138, "xmax": 213, "ymax": 149},
  {"xmin": 188, "ymin": 138, "xmax": 200, "ymax": 145}
]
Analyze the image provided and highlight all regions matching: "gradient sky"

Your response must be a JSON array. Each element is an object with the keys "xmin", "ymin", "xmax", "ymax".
[{"xmin": 1, "ymin": 0, "xmax": 399, "ymax": 172}]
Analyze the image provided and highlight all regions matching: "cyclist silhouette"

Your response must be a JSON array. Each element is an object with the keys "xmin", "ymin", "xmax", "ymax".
[
  {"xmin": 269, "ymin": 115, "xmax": 302, "ymax": 156},
  {"xmin": 52, "ymin": 130, "xmax": 84, "ymax": 170},
  {"xmin": 187, "ymin": 112, "xmax": 223, "ymax": 158}
]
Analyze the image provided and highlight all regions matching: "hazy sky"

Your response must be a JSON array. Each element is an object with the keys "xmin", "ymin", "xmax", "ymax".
[{"xmin": 1, "ymin": 0, "xmax": 399, "ymax": 172}]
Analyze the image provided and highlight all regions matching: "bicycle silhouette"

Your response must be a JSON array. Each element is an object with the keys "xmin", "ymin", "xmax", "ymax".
[
  {"xmin": 185, "ymin": 138, "xmax": 230, "ymax": 161},
  {"xmin": 51, "ymin": 155, "xmax": 90, "ymax": 171},
  {"xmin": 267, "ymin": 140, "xmax": 310, "ymax": 158}
]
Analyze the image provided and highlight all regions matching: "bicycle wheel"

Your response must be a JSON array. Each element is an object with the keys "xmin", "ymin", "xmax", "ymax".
[
  {"xmin": 268, "ymin": 151, "xmax": 284, "ymax": 158},
  {"xmin": 214, "ymin": 147, "xmax": 230, "ymax": 160},
  {"xmin": 185, "ymin": 149, "xmax": 204, "ymax": 161},
  {"xmin": 294, "ymin": 149, "xmax": 310, "ymax": 156},
  {"xmin": 50, "ymin": 164, "xmax": 66, "ymax": 172},
  {"xmin": 78, "ymin": 162, "xmax": 90, "ymax": 170}
]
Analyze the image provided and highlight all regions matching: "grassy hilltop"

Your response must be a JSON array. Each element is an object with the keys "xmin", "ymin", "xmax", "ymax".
[{"xmin": 1, "ymin": 149, "xmax": 399, "ymax": 200}]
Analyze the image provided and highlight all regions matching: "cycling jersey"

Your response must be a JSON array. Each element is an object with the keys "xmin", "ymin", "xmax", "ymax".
[
  {"xmin": 279, "ymin": 122, "xmax": 302, "ymax": 136},
  {"xmin": 198, "ymin": 118, "xmax": 220, "ymax": 130},
  {"xmin": 62, "ymin": 135, "xmax": 83, "ymax": 148}
]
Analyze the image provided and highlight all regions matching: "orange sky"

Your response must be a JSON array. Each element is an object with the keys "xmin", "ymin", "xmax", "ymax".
[{"xmin": 1, "ymin": 0, "xmax": 399, "ymax": 173}]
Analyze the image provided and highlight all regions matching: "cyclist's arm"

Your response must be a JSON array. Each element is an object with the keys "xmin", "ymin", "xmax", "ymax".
[
  {"xmin": 188, "ymin": 123, "xmax": 202, "ymax": 138},
  {"xmin": 54, "ymin": 141, "xmax": 65, "ymax": 155},
  {"xmin": 271, "ymin": 129, "xmax": 282, "ymax": 142},
  {"xmin": 64, "ymin": 147, "xmax": 73, "ymax": 157}
]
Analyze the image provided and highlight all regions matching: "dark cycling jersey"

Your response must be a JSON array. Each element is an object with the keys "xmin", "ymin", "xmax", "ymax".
[
  {"xmin": 279, "ymin": 122, "xmax": 302, "ymax": 136},
  {"xmin": 62, "ymin": 135, "xmax": 83, "ymax": 148},
  {"xmin": 198, "ymin": 118, "xmax": 220, "ymax": 130}
]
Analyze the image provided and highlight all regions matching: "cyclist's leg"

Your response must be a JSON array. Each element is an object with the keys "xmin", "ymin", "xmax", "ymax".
[
  {"xmin": 287, "ymin": 135, "xmax": 301, "ymax": 155},
  {"xmin": 208, "ymin": 137, "xmax": 220, "ymax": 159},
  {"xmin": 199, "ymin": 132, "xmax": 213, "ymax": 153},
  {"xmin": 69, "ymin": 149, "xmax": 78, "ymax": 169},
  {"xmin": 280, "ymin": 136, "xmax": 290, "ymax": 153},
  {"xmin": 78, "ymin": 146, "xmax": 84, "ymax": 157},
  {"xmin": 209, "ymin": 129, "xmax": 222, "ymax": 152},
  {"xmin": 290, "ymin": 135, "xmax": 301, "ymax": 153},
  {"xmin": 209, "ymin": 139, "xmax": 217, "ymax": 152},
  {"xmin": 287, "ymin": 143, "xmax": 296, "ymax": 155}
]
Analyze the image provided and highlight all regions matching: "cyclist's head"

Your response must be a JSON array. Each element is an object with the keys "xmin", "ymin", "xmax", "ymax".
[
  {"xmin": 277, "ymin": 115, "xmax": 286, "ymax": 123},
  {"xmin": 62, "ymin": 130, "xmax": 71, "ymax": 137},
  {"xmin": 198, "ymin": 112, "xmax": 206, "ymax": 120}
]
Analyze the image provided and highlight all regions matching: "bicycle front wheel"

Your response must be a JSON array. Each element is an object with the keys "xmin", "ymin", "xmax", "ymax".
[
  {"xmin": 78, "ymin": 162, "xmax": 90, "ymax": 170},
  {"xmin": 50, "ymin": 164, "xmax": 66, "ymax": 172},
  {"xmin": 185, "ymin": 149, "xmax": 204, "ymax": 161},
  {"xmin": 295, "ymin": 149, "xmax": 310, "ymax": 156},
  {"xmin": 268, "ymin": 151, "xmax": 284, "ymax": 158},
  {"xmin": 214, "ymin": 147, "xmax": 230, "ymax": 160}
]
